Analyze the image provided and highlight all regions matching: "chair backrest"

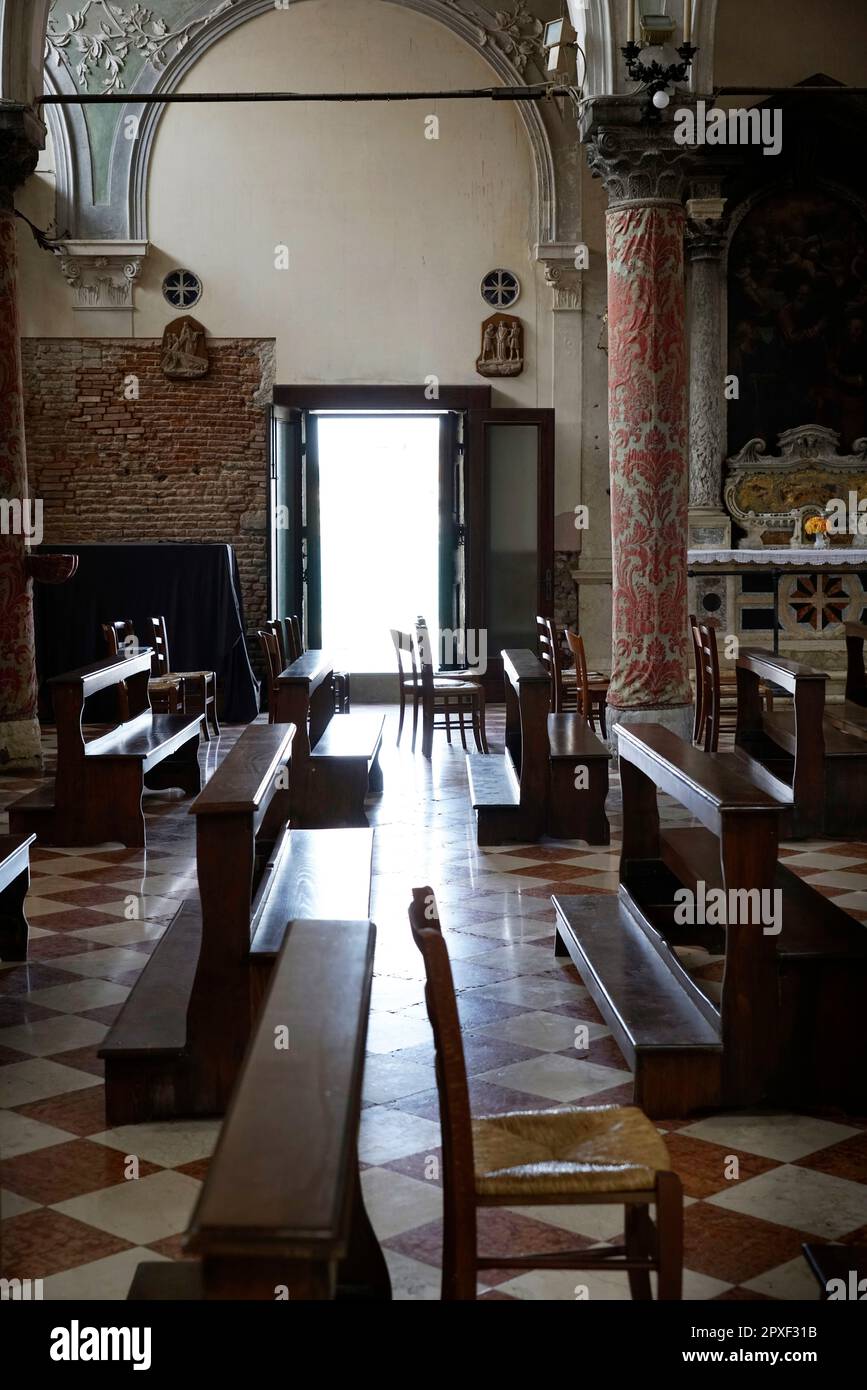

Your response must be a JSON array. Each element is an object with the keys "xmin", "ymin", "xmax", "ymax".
[
  {"xmin": 689, "ymin": 613, "xmax": 705, "ymax": 745},
  {"xmin": 102, "ymin": 619, "xmax": 136, "ymax": 660},
  {"xmin": 697, "ymin": 623, "xmax": 721, "ymax": 753},
  {"xmin": 148, "ymin": 616, "xmax": 171, "ymax": 678},
  {"xmin": 407, "ymin": 887, "xmax": 477, "ymax": 1272},
  {"xmin": 536, "ymin": 615, "xmax": 560, "ymax": 711},
  {"xmin": 257, "ymin": 630, "xmax": 282, "ymax": 721},
  {"xmin": 267, "ymin": 619, "xmax": 286, "ymax": 668},
  {"xmin": 564, "ymin": 629, "xmax": 590, "ymax": 723},
  {"xmin": 414, "ymin": 618, "xmax": 436, "ymax": 701},
  {"xmin": 289, "ymin": 615, "xmax": 303, "ymax": 662},
  {"xmin": 390, "ymin": 628, "xmax": 418, "ymax": 685}
]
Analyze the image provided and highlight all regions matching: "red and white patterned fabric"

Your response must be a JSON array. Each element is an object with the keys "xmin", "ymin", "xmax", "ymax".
[
  {"xmin": 0, "ymin": 207, "xmax": 40, "ymax": 758},
  {"xmin": 605, "ymin": 202, "xmax": 692, "ymax": 712}
]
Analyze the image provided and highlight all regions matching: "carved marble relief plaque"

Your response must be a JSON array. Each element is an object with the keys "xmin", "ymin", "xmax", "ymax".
[
  {"xmin": 161, "ymin": 315, "xmax": 209, "ymax": 380},
  {"xmin": 476, "ymin": 313, "xmax": 524, "ymax": 378}
]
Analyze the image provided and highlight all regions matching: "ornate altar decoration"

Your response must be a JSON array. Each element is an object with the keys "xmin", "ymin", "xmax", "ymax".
[
  {"xmin": 161, "ymin": 315, "xmax": 209, "ymax": 380},
  {"xmin": 724, "ymin": 426, "xmax": 867, "ymax": 548},
  {"xmin": 476, "ymin": 313, "xmax": 524, "ymax": 378}
]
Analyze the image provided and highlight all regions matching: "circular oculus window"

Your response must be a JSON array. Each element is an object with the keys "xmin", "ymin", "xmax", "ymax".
[
  {"xmin": 480, "ymin": 268, "xmax": 520, "ymax": 309},
  {"xmin": 162, "ymin": 268, "xmax": 202, "ymax": 310}
]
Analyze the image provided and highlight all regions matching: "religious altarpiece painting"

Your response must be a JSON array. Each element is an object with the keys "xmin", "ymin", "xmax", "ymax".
[{"xmin": 696, "ymin": 189, "xmax": 867, "ymax": 681}]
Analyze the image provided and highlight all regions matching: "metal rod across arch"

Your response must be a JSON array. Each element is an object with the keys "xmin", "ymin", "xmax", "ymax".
[{"xmin": 38, "ymin": 84, "xmax": 570, "ymax": 106}]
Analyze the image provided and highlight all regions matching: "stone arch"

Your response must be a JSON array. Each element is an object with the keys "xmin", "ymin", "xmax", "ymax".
[{"xmin": 28, "ymin": 0, "xmax": 571, "ymax": 250}]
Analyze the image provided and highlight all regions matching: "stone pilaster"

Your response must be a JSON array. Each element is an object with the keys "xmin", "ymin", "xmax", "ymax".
[
  {"xmin": 582, "ymin": 104, "xmax": 693, "ymax": 742},
  {"xmin": 0, "ymin": 105, "xmax": 45, "ymax": 768},
  {"xmin": 686, "ymin": 191, "xmax": 731, "ymax": 549}
]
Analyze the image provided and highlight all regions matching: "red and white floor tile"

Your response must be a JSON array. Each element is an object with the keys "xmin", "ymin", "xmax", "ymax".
[{"xmin": 1, "ymin": 711, "xmax": 865, "ymax": 1300}]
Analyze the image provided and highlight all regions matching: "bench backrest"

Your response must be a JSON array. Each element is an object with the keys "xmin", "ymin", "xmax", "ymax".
[
  {"xmin": 502, "ymin": 649, "xmax": 551, "ymax": 814},
  {"xmin": 186, "ymin": 721, "xmax": 296, "ymax": 1109},
  {"xmin": 735, "ymin": 647, "xmax": 827, "ymax": 807},
  {"xmin": 617, "ymin": 722, "xmax": 784, "ymax": 1093},
  {"xmin": 845, "ymin": 621, "xmax": 867, "ymax": 706},
  {"xmin": 52, "ymin": 652, "xmax": 153, "ymax": 797},
  {"xmin": 184, "ymin": 917, "xmax": 376, "ymax": 1299}
]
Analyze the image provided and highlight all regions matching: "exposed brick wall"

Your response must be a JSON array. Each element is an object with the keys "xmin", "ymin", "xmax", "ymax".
[{"xmin": 21, "ymin": 337, "xmax": 275, "ymax": 661}]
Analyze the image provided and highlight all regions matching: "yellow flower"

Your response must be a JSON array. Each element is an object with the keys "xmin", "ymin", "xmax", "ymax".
[{"xmin": 805, "ymin": 516, "xmax": 828, "ymax": 535}]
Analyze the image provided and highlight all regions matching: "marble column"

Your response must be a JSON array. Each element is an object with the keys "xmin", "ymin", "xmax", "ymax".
[
  {"xmin": 686, "ymin": 194, "xmax": 731, "ymax": 550},
  {"xmin": 583, "ymin": 116, "xmax": 693, "ymax": 741},
  {"xmin": 0, "ymin": 108, "xmax": 44, "ymax": 768}
]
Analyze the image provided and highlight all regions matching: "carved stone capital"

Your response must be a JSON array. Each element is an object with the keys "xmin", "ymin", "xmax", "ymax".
[
  {"xmin": 685, "ymin": 192, "xmax": 727, "ymax": 260},
  {"xmin": 0, "ymin": 105, "xmax": 45, "ymax": 202},
  {"xmin": 584, "ymin": 125, "xmax": 695, "ymax": 208},
  {"xmin": 57, "ymin": 240, "xmax": 148, "ymax": 311},
  {"xmin": 535, "ymin": 242, "xmax": 584, "ymax": 312}
]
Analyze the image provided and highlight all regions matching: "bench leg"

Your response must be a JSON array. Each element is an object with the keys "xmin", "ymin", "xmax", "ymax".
[
  {"xmin": 337, "ymin": 1161, "xmax": 392, "ymax": 1300},
  {"xmin": 144, "ymin": 732, "xmax": 202, "ymax": 798},
  {"xmin": 0, "ymin": 866, "xmax": 30, "ymax": 961},
  {"xmin": 368, "ymin": 750, "xmax": 384, "ymax": 796}
]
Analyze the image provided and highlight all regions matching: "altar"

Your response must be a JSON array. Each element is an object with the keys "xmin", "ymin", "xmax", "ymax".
[{"xmin": 688, "ymin": 548, "xmax": 867, "ymax": 685}]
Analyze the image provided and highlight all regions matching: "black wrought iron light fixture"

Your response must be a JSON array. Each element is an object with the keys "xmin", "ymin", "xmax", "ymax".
[{"xmin": 623, "ymin": 3, "xmax": 697, "ymax": 125}]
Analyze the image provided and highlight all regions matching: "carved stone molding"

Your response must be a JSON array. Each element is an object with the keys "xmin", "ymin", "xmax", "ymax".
[
  {"xmin": 535, "ymin": 242, "xmax": 583, "ymax": 311},
  {"xmin": 723, "ymin": 425, "xmax": 867, "ymax": 548},
  {"xmin": 583, "ymin": 124, "xmax": 695, "ymax": 208},
  {"xmin": 57, "ymin": 238, "xmax": 147, "ymax": 310}
]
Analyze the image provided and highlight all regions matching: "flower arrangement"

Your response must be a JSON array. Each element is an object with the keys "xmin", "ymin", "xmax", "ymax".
[{"xmin": 805, "ymin": 515, "xmax": 830, "ymax": 549}]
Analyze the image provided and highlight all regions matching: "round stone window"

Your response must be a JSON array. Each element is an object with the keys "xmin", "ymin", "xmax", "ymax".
[
  {"xmin": 480, "ymin": 268, "xmax": 520, "ymax": 309},
  {"xmin": 162, "ymin": 269, "xmax": 202, "ymax": 310}
]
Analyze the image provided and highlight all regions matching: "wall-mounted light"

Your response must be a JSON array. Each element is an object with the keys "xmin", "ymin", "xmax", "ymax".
[{"xmin": 543, "ymin": 15, "xmax": 578, "ymax": 78}]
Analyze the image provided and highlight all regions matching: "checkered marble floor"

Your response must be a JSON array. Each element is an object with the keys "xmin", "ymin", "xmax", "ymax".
[{"xmin": 1, "ymin": 710, "xmax": 866, "ymax": 1301}]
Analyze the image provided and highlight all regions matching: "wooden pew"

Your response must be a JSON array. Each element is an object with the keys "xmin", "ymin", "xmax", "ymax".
[
  {"xmin": 127, "ymin": 918, "xmax": 391, "ymax": 1302},
  {"xmin": 9, "ymin": 652, "xmax": 202, "ymax": 848},
  {"xmin": 466, "ymin": 649, "xmax": 610, "ymax": 846},
  {"xmin": 273, "ymin": 651, "xmax": 384, "ymax": 828},
  {"xmin": 553, "ymin": 724, "xmax": 867, "ymax": 1117},
  {"xmin": 0, "ymin": 834, "xmax": 36, "ymax": 961},
  {"xmin": 100, "ymin": 721, "xmax": 374, "ymax": 1122},
  {"xmin": 826, "ymin": 620, "xmax": 867, "ymax": 743},
  {"xmin": 734, "ymin": 647, "xmax": 867, "ymax": 838}
]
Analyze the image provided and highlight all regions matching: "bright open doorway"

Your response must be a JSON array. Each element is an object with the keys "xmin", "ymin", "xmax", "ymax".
[{"xmin": 317, "ymin": 414, "xmax": 442, "ymax": 673}]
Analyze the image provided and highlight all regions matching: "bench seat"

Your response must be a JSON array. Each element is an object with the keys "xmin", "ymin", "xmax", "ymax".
[
  {"xmin": 101, "ymin": 826, "xmax": 374, "ymax": 1122},
  {"xmin": 547, "ymin": 712, "xmax": 611, "ymax": 843},
  {"xmin": 84, "ymin": 711, "xmax": 201, "ymax": 767},
  {"xmin": 0, "ymin": 832, "xmax": 36, "ymax": 961},
  {"xmin": 306, "ymin": 712, "xmax": 385, "ymax": 827},
  {"xmin": 553, "ymin": 892, "xmax": 723, "ymax": 1118}
]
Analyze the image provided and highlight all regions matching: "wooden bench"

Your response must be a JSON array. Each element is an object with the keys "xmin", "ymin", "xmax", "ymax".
[
  {"xmin": 9, "ymin": 652, "xmax": 201, "ymax": 848},
  {"xmin": 100, "ymin": 721, "xmax": 374, "ymax": 1122},
  {"xmin": 826, "ymin": 619, "xmax": 867, "ymax": 743},
  {"xmin": 0, "ymin": 833, "xmax": 36, "ymax": 961},
  {"xmin": 734, "ymin": 647, "xmax": 867, "ymax": 838},
  {"xmin": 127, "ymin": 918, "xmax": 391, "ymax": 1301},
  {"xmin": 466, "ymin": 649, "xmax": 610, "ymax": 846},
  {"xmin": 273, "ymin": 651, "xmax": 384, "ymax": 828},
  {"xmin": 553, "ymin": 723, "xmax": 867, "ymax": 1117}
]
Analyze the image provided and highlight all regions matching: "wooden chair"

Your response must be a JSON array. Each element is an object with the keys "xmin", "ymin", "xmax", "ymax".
[
  {"xmin": 414, "ymin": 619, "xmax": 489, "ymax": 758},
  {"xmin": 102, "ymin": 619, "xmax": 182, "ymax": 719},
  {"xmin": 257, "ymin": 629, "xmax": 283, "ymax": 723},
  {"xmin": 536, "ymin": 615, "xmax": 560, "ymax": 709},
  {"xmin": 563, "ymin": 627, "xmax": 609, "ymax": 737},
  {"xmin": 391, "ymin": 627, "xmax": 421, "ymax": 749},
  {"xmin": 149, "ymin": 617, "xmax": 220, "ymax": 742},
  {"xmin": 267, "ymin": 619, "xmax": 287, "ymax": 668},
  {"xmin": 696, "ymin": 622, "xmax": 723, "ymax": 752},
  {"xmin": 408, "ymin": 887, "xmax": 683, "ymax": 1300}
]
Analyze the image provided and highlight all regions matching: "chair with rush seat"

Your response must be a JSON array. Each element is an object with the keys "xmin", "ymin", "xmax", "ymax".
[
  {"xmin": 149, "ymin": 616, "xmax": 220, "ymax": 741},
  {"xmin": 407, "ymin": 886, "xmax": 683, "ymax": 1301}
]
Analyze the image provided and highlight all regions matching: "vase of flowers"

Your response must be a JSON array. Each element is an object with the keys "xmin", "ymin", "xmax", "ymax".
[{"xmin": 805, "ymin": 516, "xmax": 830, "ymax": 549}]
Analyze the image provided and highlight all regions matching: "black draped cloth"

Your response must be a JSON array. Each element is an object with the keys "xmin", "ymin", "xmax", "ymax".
[{"xmin": 32, "ymin": 543, "xmax": 260, "ymax": 723}]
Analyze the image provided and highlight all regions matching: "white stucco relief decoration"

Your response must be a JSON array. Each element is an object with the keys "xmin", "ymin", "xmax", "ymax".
[
  {"xmin": 45, "ymin": 0, "xmax": 236, "ymax": 92},
  {"xmin": 441, "ymin": 0, "xmax": 545, "ymax": 76}
]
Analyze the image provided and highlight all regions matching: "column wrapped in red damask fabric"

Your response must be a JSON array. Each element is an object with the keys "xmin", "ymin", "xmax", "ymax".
[
  {"xmin": 0, "ymin": 206, "xmax": 41, "ymax": 766},
  {"xmin": 605, "ymin": 202, "xmax": 692, "ymax": 713}
]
